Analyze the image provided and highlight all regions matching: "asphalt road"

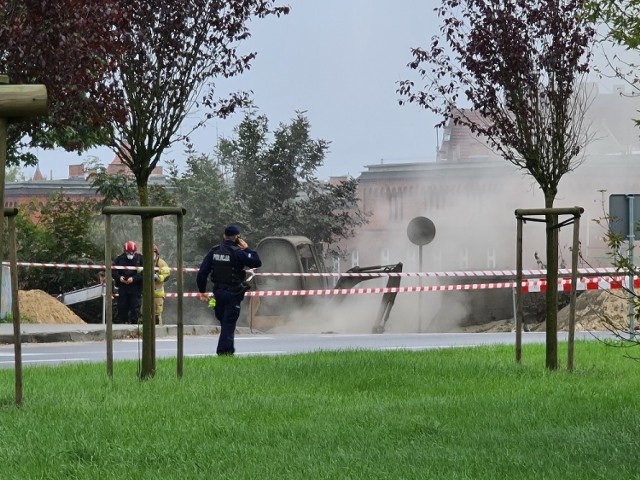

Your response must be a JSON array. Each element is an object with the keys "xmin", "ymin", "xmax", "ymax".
[{"xmin": 0, "ymin": 331, "xmax": 615, "ymax": 369}]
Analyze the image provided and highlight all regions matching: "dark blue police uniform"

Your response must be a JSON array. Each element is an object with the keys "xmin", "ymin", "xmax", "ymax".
[{"xmin": 196, "ymin": 238, "xmax": 262, "ymax": 355}]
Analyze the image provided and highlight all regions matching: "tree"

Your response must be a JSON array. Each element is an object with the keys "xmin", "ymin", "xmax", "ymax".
[
  {"xmin": 588, "ymin": 1, "xmax": 640, "ymax": 49},
  {"xmin": 8, "ymin": 192, "xmax": 104, "ymax": 322},
  {"xmin": 587, "ymin": 2, "xmax": 640, "ymax": 108},
  {"xmin": 87, "ymin": 158, "xmax": 175, "ymax": 258},
  {"xmin": 167, "ymin": 154, "xmax": 235, "ymax": 265},
  {"xmin": 586, "ymin": 1, "xmax": 640, "ymax": 346},
  {"xmin": 102, "ymin": 0, "xmax": 289, "ymax": 207},
  {"xmin": 94, "ymin": 1, "xmax": 288, "ymax": 379},
  {"xmin": 398, "ymin": 0, "xmax": 596, "ymax": 370},
  {"xmin": 218, "ymin": 111, "xmax": 369, "ymax": 250},
  {"xmin": 0, "ymin": 0, "xmax": 130, "ymax": 164},
  {"xmin": 5, "ymin": 166, "xmax": 24, "ymax": 183}
]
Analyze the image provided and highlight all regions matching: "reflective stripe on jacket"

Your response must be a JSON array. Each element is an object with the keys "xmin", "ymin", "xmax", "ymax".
[{"xmin": 154, "ymin": 257, "xmax": 170, "ymax": 298}]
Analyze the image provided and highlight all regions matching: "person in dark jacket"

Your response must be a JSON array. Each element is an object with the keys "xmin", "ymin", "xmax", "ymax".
[
  {"xmin": 112, "ymin": 240, "xmax": 144, "ymax": 324},
  {"xmin": 197, "ymin": 224, "xmax": 262, "ymax": 355}
]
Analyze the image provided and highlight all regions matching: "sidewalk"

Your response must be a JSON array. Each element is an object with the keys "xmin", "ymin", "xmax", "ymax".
[{"xmin": 0, "ymin": 323, "xmax": 252, "ymax": 344}]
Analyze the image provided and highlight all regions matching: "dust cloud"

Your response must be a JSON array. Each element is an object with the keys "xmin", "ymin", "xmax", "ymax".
[
  {"xmin": 161, "ymin": 86, "xmax": 640, "ymax": 334},
  {"xmin": 332, "ymin": 86, "xmax": 640, "ymax": 334}
]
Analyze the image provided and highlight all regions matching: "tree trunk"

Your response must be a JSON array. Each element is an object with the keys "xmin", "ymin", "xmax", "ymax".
[
  {"xmin": 137, "ymin": 182, "xmax": 156, "ymax": 379},
  {"xmin": 544, "ymin": 192, "xmax": 559, "ymax": 370}
]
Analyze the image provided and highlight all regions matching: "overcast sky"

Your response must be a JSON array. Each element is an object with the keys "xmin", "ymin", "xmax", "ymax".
[{"xmin": 26, "ymin": 0, "xmax": 442, "ymax": 181}]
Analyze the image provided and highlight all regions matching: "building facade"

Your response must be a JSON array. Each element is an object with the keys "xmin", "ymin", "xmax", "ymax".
[
  {"xmin": 4, "ymin": 154, "xmax": 166, "ymax": 214},
  {"xmin": 340, "ymin": 87, "xmax": 640, "ymax": 275}
]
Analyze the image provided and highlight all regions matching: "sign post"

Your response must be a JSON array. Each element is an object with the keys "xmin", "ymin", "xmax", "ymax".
[
  {"xmin": 407, "ymin": 216, "xmax": 436, "ymax": 331},
  {"xmin": 609, "ymin": 194, "xmax": 640, "ymax": 334}
]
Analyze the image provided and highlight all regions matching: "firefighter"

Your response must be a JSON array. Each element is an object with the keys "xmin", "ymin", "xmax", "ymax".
[
  {"xmin": 112, "ymin": 241, "xmax": 143, "ymax": 324},
  {"xmin": 153, "ymin": 244, "xmax": 171, "ymax": 325},
  {"xmin": 196, "ymin": 224, "xmax": 262, "ymax": 355}
]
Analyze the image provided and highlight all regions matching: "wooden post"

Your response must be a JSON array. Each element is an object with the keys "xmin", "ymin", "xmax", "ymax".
[
  {"xmin": 514, "ymin": 207, "xmax": 584, "ymax": 370},
  {"xmin": 515, "ymin": 216, "xmax": 523, "ymax": 363},
  {"xmin": 102, "ymin": 206, "xmax": 186, "ymax": 379},
  {"xmin": 177, "ymin": 213, "xmax": 184, "ymax": 378},
  {"xmin": 105, "ymin": 215, "xmax": 113, "ymax": 378},
  {"xmin": 0, "ymin": 76, "xmax": 47, "ymax": 405},
  {"xmin": 0, "ymin": 77, "xmax": 9, "ymax": 345},
  {"xmin": 5, "ymin": 209, "xmax": 21, "ymax": 406},
  {"xmin": 567, "ymin": 212, "xmax": 581, "ymax": 372}
]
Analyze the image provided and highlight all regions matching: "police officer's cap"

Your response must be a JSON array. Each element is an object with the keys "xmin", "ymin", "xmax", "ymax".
[{"xmin": 224, "ymin": 224, "xmax": 241, "ymax": 236}]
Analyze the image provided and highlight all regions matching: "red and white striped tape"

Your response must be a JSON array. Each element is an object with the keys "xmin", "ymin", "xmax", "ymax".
[
  {"xmin": 521, "ymin": 276, "xmax": 640, "ymax": 293},
  {"xmin": 161, "ymin": 276, "xmax": 638, "ymax": 298},
  {"xmin": 5, "ymin": 260, "xmax": 634, "ymax": 296},
  {"xmin": 0, "ymin": 261, "xmax": 620, "ymax": 278}
]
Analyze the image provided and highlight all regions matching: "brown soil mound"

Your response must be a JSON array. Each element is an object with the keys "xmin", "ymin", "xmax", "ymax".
[
  {"xmin": 530, "ymin": 290, "xmax": 630, "ymax": 332},
  {"xmin": 18, "ymin": 290, "xmax": 85, "ymax": 324},
  {"xmin": 456, "ymin": 290, "xmax": 633, "ymax": 333}
]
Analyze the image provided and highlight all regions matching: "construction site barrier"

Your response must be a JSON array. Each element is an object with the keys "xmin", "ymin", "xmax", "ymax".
[
  {"xmin": 4, "ymin": 261, "xmax": 633, "ymax": 297},
  {"xmin": 160, "ymin": 276, "xmax": 638, "ymax": 297},
  {"xmin": 0, "ymin": 261, "xmax": 620, "ymax": 278}
]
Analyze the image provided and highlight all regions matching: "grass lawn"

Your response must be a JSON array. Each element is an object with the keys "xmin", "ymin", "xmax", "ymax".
[{"xmin": 1, "ymin": 340, "xmax": 639, "ymax": 479}]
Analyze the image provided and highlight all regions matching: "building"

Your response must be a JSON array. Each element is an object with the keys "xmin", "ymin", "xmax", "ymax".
[
  {"xmin": 339, "ymin": 87, "xmax": 640, "ymax": 275},
  {"xmin": 4, "ymin": 153, "xmax": 166, "ymax": 213}
]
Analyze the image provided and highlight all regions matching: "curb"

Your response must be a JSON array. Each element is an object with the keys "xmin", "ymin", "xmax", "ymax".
[{"xmin": 0, "ymin": 325, "xmax": 256, "ymax": 345}]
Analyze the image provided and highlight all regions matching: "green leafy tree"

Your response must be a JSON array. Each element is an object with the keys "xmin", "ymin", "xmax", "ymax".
[
  {"xmin": 587, "ymin": 2, "xmax": 640, "ymax": 118},
  {"xmin": 166, "ymin": 155, "xmax": 235, "ymax": 265},
  {"xmin": 298, "ymin": 179, "xmax": 367, "ymax": 248},
  {"xmin": 5, "ymin": 166, "xmax": 25, "ymax": 183},
  {"xmin": 87, "ymin": 158, "xmax": 175, "ymax": 257},
  {"xmin": 398, "ymin": 0, "xmax": 596, "ymax": 370},
  {"xmin": 10, "ymin": 192, "xmax": 104, "ymax": 322},
  {"xmin": 218, "ymin": 111, "xmax": 369, "ymax": 249},
  {"xmin": 588, "ymin": 1, "xmax": 640, "ymax": 49},
  {"xmin": 587, "ymin": 1, "xmax": 640, "ymax": 344}
]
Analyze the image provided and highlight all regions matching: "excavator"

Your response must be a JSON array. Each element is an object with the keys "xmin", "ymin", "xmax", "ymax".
[{"xmin": 244, "ymin": 236, "xmax": 402, "ymax": 333}]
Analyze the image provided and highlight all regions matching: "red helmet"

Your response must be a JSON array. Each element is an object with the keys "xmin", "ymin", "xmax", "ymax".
[
  {"xmin": 124, "ymin": 241, "xmax": 137, "ymax": 253},
  {"xmin": 153, "ymin": 244, "xmax": 159, "ymax": 254}
]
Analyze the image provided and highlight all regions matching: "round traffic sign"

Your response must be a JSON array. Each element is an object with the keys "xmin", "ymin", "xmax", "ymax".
[{"xmin": 407, "ymin": 216, "xmax": 436, "ymax": 246}]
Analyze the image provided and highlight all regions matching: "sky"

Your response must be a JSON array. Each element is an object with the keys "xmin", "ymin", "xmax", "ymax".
[{"xmin": 24, "ymin": 0, "xmax": 442, "ymax": 181}]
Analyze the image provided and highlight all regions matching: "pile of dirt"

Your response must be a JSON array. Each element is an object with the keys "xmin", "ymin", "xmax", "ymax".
[
  {"xmin": 531, "ymin": 290, "xmax": 630, "ymax": 332},
  {"xmin": 455, "ymin": 290, "xmax": 633, "ymax": 333},
  {"xmin": 18, "ymin": 290, "xmax": 85, "ymax": 324}
]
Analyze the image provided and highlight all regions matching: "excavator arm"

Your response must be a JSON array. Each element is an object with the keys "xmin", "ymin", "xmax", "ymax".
[{"xmin": 334, "ymin": 262, "xmax": 403, "ymax": 333}]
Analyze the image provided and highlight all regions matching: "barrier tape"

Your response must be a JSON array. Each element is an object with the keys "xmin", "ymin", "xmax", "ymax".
[
  {"xmin": 0, "ymin": 261, "xmax": 621, "ymax": 278},
  {"xmin": 4, "ymin": 260, "xmax": 634, "ymax": 296},
  {"xmin": 158, "ymin": 276, "xmax": 638, "ymax": 298}
]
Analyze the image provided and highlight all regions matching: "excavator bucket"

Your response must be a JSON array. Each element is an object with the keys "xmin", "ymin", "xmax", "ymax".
[{"xmin": 334, "ymin": 262, "xmax": 403, "ymax": 333}]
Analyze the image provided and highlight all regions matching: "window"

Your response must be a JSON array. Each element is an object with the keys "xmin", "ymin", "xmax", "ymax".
[
  {"xmin": 297, "ymin": 244, "xmax": 320, "ymax": 273},
  {"xmin": 459, "ymin": 247, "xmax": 469, "ymax": 269},
  {"xmin": 487, "ymin": 247, "xmax": 496, "ymax": 269},
  {"xmin": 432, "ymin": 250, "xmax": 442, "ymax": 271},
  {"xmin": 331, "ymin": 256, "xmax": 340, "ymax": 287}
]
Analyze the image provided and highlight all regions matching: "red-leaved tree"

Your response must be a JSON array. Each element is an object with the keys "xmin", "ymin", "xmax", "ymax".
[
  {"xmin": 100, "ymin": 0, "xmax": 289, "ymax": 379},
  {"xmin": 398, "ymin": 0, "xmax": 596, "ymax": 370},
  {"xmin": 0, "ymin": 0, "xmax": 130, "ymax": 162}
]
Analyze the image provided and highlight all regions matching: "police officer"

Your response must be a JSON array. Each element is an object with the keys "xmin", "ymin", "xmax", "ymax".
[{"xmin": 197, "ymin": 224, "xmax": 262, "ymax": 355}]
